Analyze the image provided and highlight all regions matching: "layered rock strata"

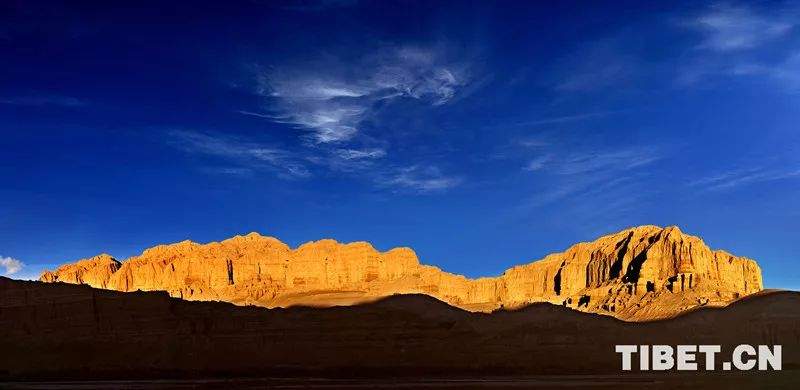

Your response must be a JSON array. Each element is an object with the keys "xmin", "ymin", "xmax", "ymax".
[{"xmin": 39, "ymin": 225, "xmax": 762, "ymax": 320}]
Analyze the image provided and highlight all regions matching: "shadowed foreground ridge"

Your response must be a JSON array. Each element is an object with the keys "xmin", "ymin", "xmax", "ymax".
[
  {"xmin": 39, "ymin": 225, "xmax": 762, "ymax": 321},
  {"xmin": 0, "ymin": 277, "xmax": 798, "ymax": 382}
]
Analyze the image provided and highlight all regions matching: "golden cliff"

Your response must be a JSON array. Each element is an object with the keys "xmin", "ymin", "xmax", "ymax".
[{"xmin": 39, "ymin": 225, "xmax": 762, "ymax": 321}]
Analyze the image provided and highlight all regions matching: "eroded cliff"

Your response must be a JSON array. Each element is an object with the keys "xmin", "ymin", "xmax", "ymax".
[{"xmin": 39, "ymin": 225, "xmax": 762, "ymax": 320}]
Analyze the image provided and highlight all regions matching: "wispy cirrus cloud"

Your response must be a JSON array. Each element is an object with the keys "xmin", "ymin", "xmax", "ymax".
[
  {"xmin": 517, "ymin": 164, "xmax": 656, "ymax": 236},
  {"xmin": 168, "ymin": 131, "xmax": 461, "ymax": 194},
  {"xmin": 0, "ymin": 256, "xmax": 24, "ymax": 276},
  {"xmin": 0, "ymin": 95, "xmax": 87, "ymax": 107},
  {"xmin": 523, "ymin": 155, "xmax": 551, "ymax": 172},
  {"xmin": 276, "ymin": 0, "xmax": 359, "ymax": 12},
  {"xmin": 380, "ymin": 165, "xmax": 462, "ymax": 193},
  {"xmin": 224, "ymin": 44, "xmax": 469, "ymax": 192},
  {"xmin": 169, "ymin": 130, "xmax": 311, "ymax": 179},
  {"xmin": 304, "ymin": 147, "xmax": 388, "ymax": 173},
  {"xmin": 690, "ymin": 166, "xmax": 800, "ymax": 191},
  {"xmin": 253, "ymin": 46, "xmax": 468, "ymax": 144},
  {"xmin": 236, "ymin": 110, "xmax": 273, "ymax": 119},
  {"xmin": 687, "ymin": 3, "xmax": 795, "ymax": 52},
  {"xmin": 677, "ymin": 3, "xmax": 799, "ymax": 88},
  {"xmin": 521, "ymin": 146, "xmax": 661, "ymax": 207},
  {"xmin": 508, "ymin": 111, "xmax": 622, "ymax": 127},
  {"xmin": 525, "ymin": 147, "xmax": 660, "ymax": 176},
  {"xmin": 728, "ymin": 51, "xmax": 800, "ymax": 89},
  {"xmin": 200, "ymin": 166, "xmax": 255, "ymax": 177},
  {"xmin": 334, "ymin": 148, "xmax": 387, "ymax": 160},
  {"xmin": 553, "ymin": 39, "xmax": 639, "ymax": 92}
]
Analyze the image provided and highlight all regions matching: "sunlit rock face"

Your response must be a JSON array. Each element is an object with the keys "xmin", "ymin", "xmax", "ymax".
[
  {"xmin": 40, "ymin": 225, "xmax": 762, "ymax": 321},
  {"xmin": 39, "ymin": 254, "xmax": 121, "ymax": 289}
]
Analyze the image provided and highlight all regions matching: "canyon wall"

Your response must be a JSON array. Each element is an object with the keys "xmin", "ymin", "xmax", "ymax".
[{"xmin": 39, "ymin": 225, "xmax": 762, "ymax": 320}]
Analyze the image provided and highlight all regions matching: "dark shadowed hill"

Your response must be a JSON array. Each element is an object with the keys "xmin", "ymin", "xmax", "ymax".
[{"xmin": 0, "ymin": 277, "xmax": 798, "ymax": 388}]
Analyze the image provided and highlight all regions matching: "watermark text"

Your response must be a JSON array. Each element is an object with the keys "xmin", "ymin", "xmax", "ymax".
[{"xmin": 615, "ymin": 345, "xmax": 781, "ymax": 371}]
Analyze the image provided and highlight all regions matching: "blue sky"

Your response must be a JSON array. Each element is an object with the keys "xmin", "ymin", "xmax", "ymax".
[{"xmin": 1, "ymin": 1, "xmax": 798, "ymax": 289}]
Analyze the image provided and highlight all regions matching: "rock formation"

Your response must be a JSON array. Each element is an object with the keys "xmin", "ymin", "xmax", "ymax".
[
  {"xmin": 39, "ymin": 254, "xmax": 121, "ymax": 289},
  {"xmin": 39, "ymin": 225, "xmax": 762, "ymax": 321},
  {"xmin": 2, "ymin": 276, "xmax": 798, "ymax": 383},
  {"xmin": 3, "ymin": 276, "xmax": 797, "ymax": 383}
]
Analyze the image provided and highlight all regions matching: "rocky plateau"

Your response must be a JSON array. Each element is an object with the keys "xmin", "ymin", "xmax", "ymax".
[{"xmin": 39, "ymin": 225, "xmax": 763, "ymax": 321}]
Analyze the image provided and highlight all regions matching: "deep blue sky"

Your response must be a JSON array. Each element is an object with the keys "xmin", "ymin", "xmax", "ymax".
[{"xmin": 1, "ymin": 1, "xmax": 798, "ymax": 289}]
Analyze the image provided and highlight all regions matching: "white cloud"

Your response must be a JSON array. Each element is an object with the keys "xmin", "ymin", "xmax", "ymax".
[
  {"xmin": 228, "ymin": 44, "xmax": 473, "ymax": 192},
  {"xmin": 0, "ymin": 95, "xmax": 86, "ymax": 107},
  {"xmin": 524, "ymin": 155, "xmax": 551, "ymax": 171},
  {"xmin": 521, "ymin": 169, "xmax": 651, "ymax": 217},
  {"xmin": 257, "ymin": 46, "xmax": 468, "ymax": 144},
  {"xmin": 554, "ymin": 39, "xmax": 638, "ymax": 92},
  {"xmin": 518, "ymin": 138, "xmax": 550, "ymax": 148},
  {"xmin": 521, "ymin": 146, "xmax": 660, "ymax": 208},
  {"xmin": 510, "ymin": 111, "xmax": 622, "ymax": 127},
  {"xmin": 237, "ymin": 110, "xmax": 273, "ymax": 119},
  {"xmin": 676, "ymin": 3, "xmax": 800, "ymax": 90},
  {"xmin": 690, "ymin": 3, "xmax": 794, "ymax": 52},
  {"xmin": 170, "ymin": 130, "xmax": 310, "ymax": 179},
  {"xmin": 691, "ymin": 166, "xmax": 800, "ymax": 191},
  {"xmin": 729, "ymin": 51, "xmax": 800, "ymax": 89},
  {"xmin": 278, "ymin": 0, "xmax": 358, "ymax": 12},
  {"xmin": 0, "ymin": 256, "xmax": 23, "ymax": 276},
  {"xmin": 381, "ymin": 165, "xmax": 462, "ymax": 193},
  {"xmin": 169, "ymin": 131, "xmax": 462, "ymax": 193},
  {"xmin": 335, "ymin": 148, "xmax": 387, "ymax": 160},
  {"xmin": 274, "ymin": 81, "xmax": 368, "ymax": 100},
  {"xmin": 202, "ymin": 167, "xmax": 254, "ymax": 176},
  {"xmin": 557, "ymin": 61, "xmax": 634, "ymax": 92},
  {"xmin": 539, "ymin": 148, "xmax": 660, "ymax": 176},
  {"xmin": 676, "ymin": 49, "xmax": 800, "ymax": 90}
]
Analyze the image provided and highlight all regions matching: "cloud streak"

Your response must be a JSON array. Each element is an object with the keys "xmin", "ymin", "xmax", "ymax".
[
  {"xmin": 525, "ymin": 147, "xmax": 660, "ymax": 176},
  {"xmin": 380, "ymin": 165, "xmax": 462, "ymax": 193},
  {"xmin": 688, "ymin": 3, "xmax": 794, "ymax": 52},
  {"xmin": 729, "ymin": 51, "xmax": 800, "ymax": 89},
  {"xmin": 168, "ymin": 131, "xmax": 464, "ymax": 194},
  {"xmin": 677, "ymin": 3, "xmax": 799, "ymax": 89},
  {"xmin": 0, "ymin": 95, "xmax": 87, "ymax": 107},
  {"xmin": 335, "ymin": 148, "xmax": 387, "ymax": 160},
  {"xmin": 0, "ymin": 256, "xmax": 23, "ymax": 276},
  {"xmin": 257, "ymin": 46, "xmax": 467, "ymax": 144},
  {"xmin": 224, "ymin": 45, "xmax": 469, "ymax": 193},
  {"xmin": 554, "ymin": 39, "xmax": 639, "ymax": 92},
  {"xmin": 521, "ymin": 146, "xmax": 661, "ymax": 208},
  {"xmin": 691, "ymin": 166, "xmax": 800, "ymax": 191},
  {"xmin": 523, "ymin": 155, "xmax": 551, "ymax": 171},
  {"xmin": 509, "ymin": 111, "xmax": 622, "ymax": 127},
  {"xmin": 169, "ymin": 130, "xmax": 311, "ymax": 179}
]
